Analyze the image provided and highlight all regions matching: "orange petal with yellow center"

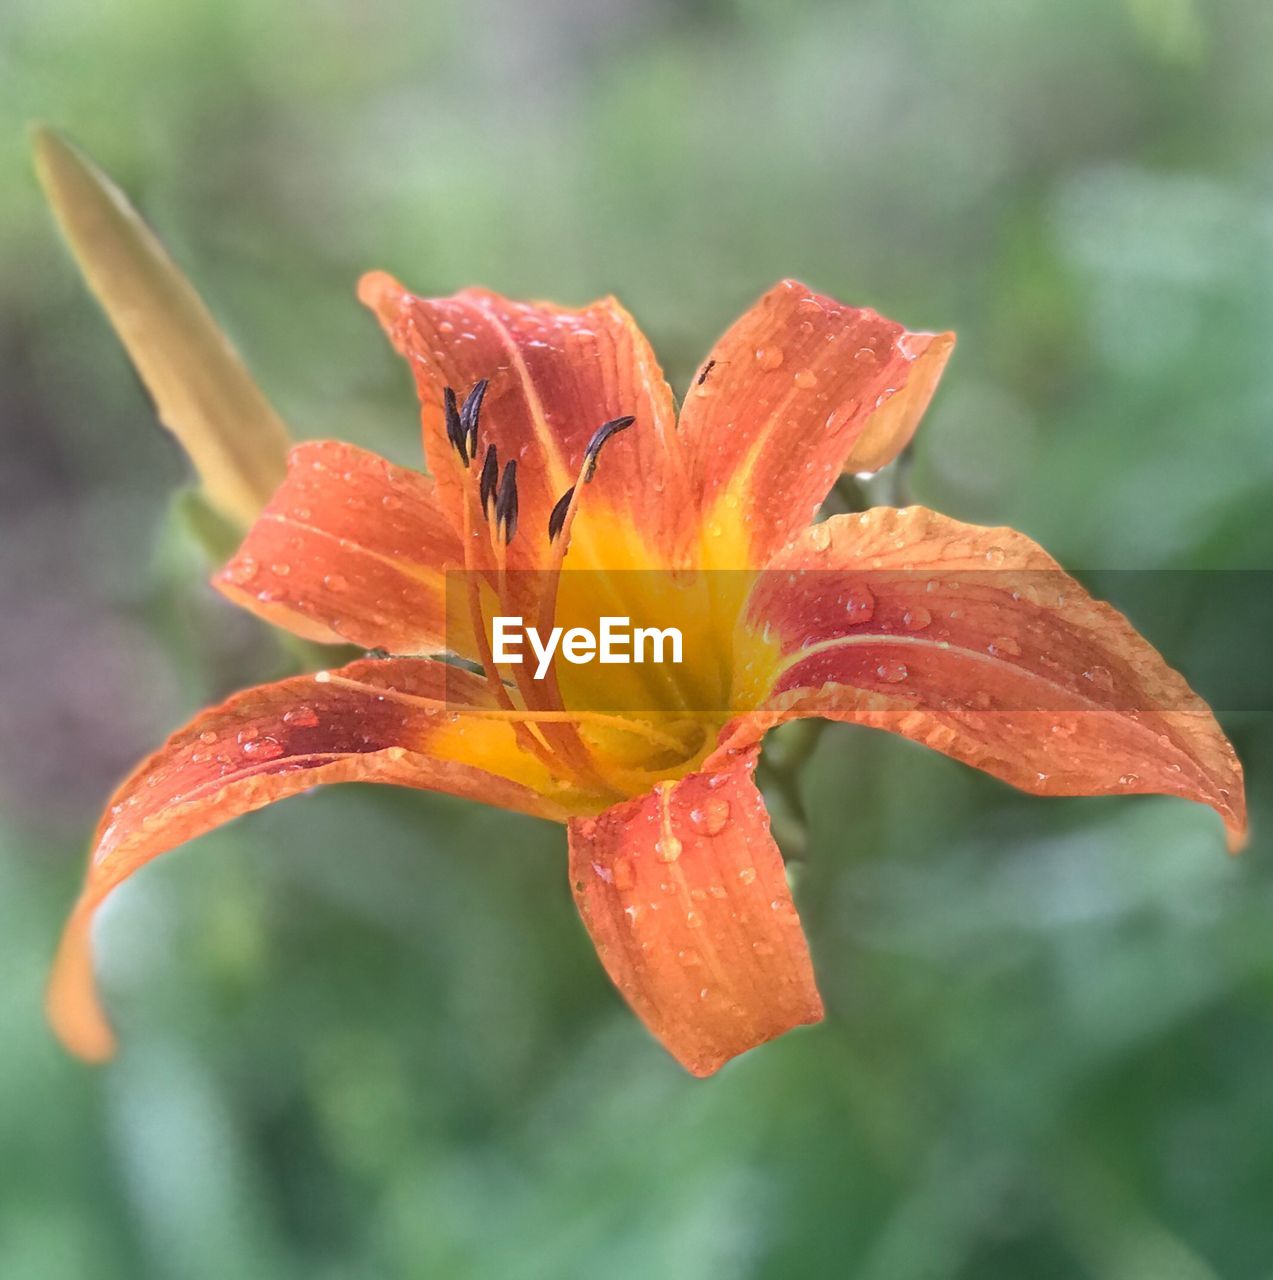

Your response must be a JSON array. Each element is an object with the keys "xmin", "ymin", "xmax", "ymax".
[
  {"xmin": 568, "ymin": 745, "xmax": 823, "ymax": 1076},
  {"xmin": 215, "ymin": 440, "xmax": 467, "ymax": 655},
  {"xmin": 680, "ymin": 279, "xmax": 953, "ymax": 567},
  {"xmin": 359, "ymin": 272, "xmax": 691, "ymax": 569},
  {"xmin": 49, "ymin": 658, "xmax": 585, "ymax": 1062},
  {"xmin": 739, "ymin": 508, "xmax": 1246, "ymax": 849}
]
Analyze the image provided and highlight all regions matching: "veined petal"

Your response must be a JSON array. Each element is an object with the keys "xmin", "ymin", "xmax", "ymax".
[
  {"xmin": 680, "ymin": 280, "xmax": 953, "ymax": 567},
  {"xmin": 568, "ymin": 745, "xmax": 823, "ymax": 1076},
  {"xmin": 739, "ymin": 508, "xmax": 1246, "ymax": 849},
  {"xmin": 214, "ymin": 441, "xmax": 468, "ymax": 655},
  {"xmin": 49, "ymin": 658, "xmax": 589, "ymax": 1062},
  {"xmin": 33, "ymin": 127, "xmax": 291, "ymax": 527},
  {"xmin": 359, "ymin": 273, "xmax": 691, "ymax": 569}
]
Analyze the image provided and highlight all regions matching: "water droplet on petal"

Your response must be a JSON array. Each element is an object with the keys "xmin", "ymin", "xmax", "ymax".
[
  {"xmin": 242, "ymin": 736, "xmax": 285, "ymax": 760},
  {"xmin": 655, "ymin": 834, "xmax": 683, "ymax": 863},
  {"xmin": 199, "ymin": 730, "xmax": 218, "ymax": 745},
  {"xmin": 875, "ymin": 659, "xmax": 908, "ymax": 683},
  {"xmin": 738, "ymin": 866, "xmax": 757, "ymax": 885},
  {"xmin": 755, "ymin": 346, "xmax": 784, "ymax": 370},
  {"xmin": 283, "ymin": 705, "xmax": 320, "ymax": 728},
  {"xmin": 809, "ymin": 522, "xmax": 832, "ymax": 551},
  {"xmin": 224, "ymin": 556, "xmax": 258, "ymax": 585},
  {"xmin": 271, "ymin": 562, "xmax": 291, "ymax": 577},
  {"xmin": 1082, "ymin": 665, "xmax": 1114, "ymax": 693},
  {"xmin": 323, "ymin": 573, "xmax": 348, "ymax": 592},
  {"xmin": 902, "ymin": 605, "xmax": 932, "ymax": 631},
  {"xmin": 843, "ymin": 584, "xmax": 875, "ymax": 623},
  {"xmin": 793, "ymin": 369, "xmax": 818, "ymax": 390},
  {"xmin": 988, "ymin": 636, "xmax": 1022, "ymax": 658},
  {"xmin": 690, "ymin": 798, "xmax": 731, "ymax": 836},
  {"xmin": 613, "ymin": 858, "xmax": 636, "ymax": 891}
]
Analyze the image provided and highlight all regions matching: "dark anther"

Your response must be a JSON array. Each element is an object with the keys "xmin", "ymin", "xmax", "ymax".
[
  {"xmin": 460, "ymin": 379, "xmax": 488, "ymax": 459},
  {"xmin": 495, "ymin": 459, "xmax": 519, "ymax": 545},
  {"xmin": 696, "ymin": 359, "xmax": 716, "ymax": 386},
  {"xmin": 582, "ymin": 415, "xmax": 636, "ymax": 483},
  {"xmin": 443, "ymin": 386, "xmax": 468, "ymax": 465},
  {"xmin": 479, "ymin": 443, "xmax": 499, "ymax": 520},
  {"xmin": 547, "ymin": 486, "xmax": 575, "ymax": 542}
]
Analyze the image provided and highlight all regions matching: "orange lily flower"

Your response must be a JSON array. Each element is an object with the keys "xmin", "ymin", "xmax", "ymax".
[{"xmin": 49, "ymin": 275, "xmax": 1246, "ymax": 1076}]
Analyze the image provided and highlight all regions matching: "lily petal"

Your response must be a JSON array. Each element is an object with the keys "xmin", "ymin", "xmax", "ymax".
[
  {"xmin": 214, "ymin": 441, "xmax": 467, "ymax": 654},
  {"xmin": 358, "ymin": 272, "xmax": 691, "ymax": 568},
  {"xmin": 33, "ymin": 127, "xmax": 291, "ymax": 527},
  {"xmin": 679, "ymin": 280, "xmax": 953, "ymax": 567},
  {"xmin": 739, "ymin": 508, "xmax": 1247, "ymax": 849},
  {"xmin": 49, "ymin": 657, "xmax": 587, "ymax": 1062},
  {"xmin": 568, "ymin": 745, "xmax": 823, "ymax": 1076}
]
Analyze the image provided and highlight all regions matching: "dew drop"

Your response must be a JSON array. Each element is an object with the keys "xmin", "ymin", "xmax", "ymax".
[
  {"xmin": 755, "ymin": 346, "xmax": 785, "ymax": 370},
  {"xmin": 271, "ymin": 562, "xmax": 292, "ymax": 577},
  {"xmin": 1082, "ymin": 665, "xmax": 1114, "ymax": 693},
  {"xmin": 875, "ymin": 659, "xmax": 908, "ymax": 683},
  {"xmin": 793, "ymin": 368, "xmax": 818, "ymax": 390},
  {"xmin": 655, "ymin": 835, "xmax": 683, "ymax": 863},
  {"xmin": 199, "ymin": 730, "xmax": 218, "ymax": 745},
  {"xmin": 283, "ymin": 705, "xmax": 320, "ymax": 728},
  {"xmin": 242, "ymin": 736, "xmax": 285, "ymax": 760},
  {"xmin": 738, "ymin": 866, "xmax": 757, "ymax": 886},
  {"xmin": 323, "ymin": 573, "xmax": 348, "ymax": 592},
  {"xmin": 224, "ymin": 556, "xmax": 259, "ymax": 585},
  {"xmin": 902, "ymin": 605, "xmax": 932, "ymax": 631},
  {"xmin": 844, "ymin": 584, "xmax": 875, "ymax": 623},
  {"xmin": 809, "ymin": 522, "xmax": 832, "ymax": 552},
  {"xmin": 988, "ymin": 636, "xmax": 1022, "ymax": 658},
  {"xmin": 689, "ymin": 798, "xmax": 731, "ymax": 836}
]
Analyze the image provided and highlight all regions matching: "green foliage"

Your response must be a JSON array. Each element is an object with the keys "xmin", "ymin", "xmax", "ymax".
[{"xmin": 3, "ymin": 0, "xmax": 1271, "ymax": 1275}]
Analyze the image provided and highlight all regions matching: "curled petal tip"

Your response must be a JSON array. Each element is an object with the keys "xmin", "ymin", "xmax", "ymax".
[
  {"xmin": 46, "ymin": 903, "xmax": 117, "ymax": 1063},
  {"xmin": 1226, "ymin": 819, "xmax": 1250, "ymax": 855},
  {"xmin": 357, "ymin": 269, "xmax": 410, "ymax": 324}
]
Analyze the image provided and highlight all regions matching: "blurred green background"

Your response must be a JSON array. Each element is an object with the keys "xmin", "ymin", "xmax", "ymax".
[{"xmin": 3, "ymin": 1, "xmax": 1272, "ymax": 1276}]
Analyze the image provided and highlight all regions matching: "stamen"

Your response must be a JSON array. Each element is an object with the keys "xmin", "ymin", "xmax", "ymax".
[
  {"xmin": 583, "ymin": 415, "xmax": 635, "ymax": 483},
  {"xmin": 495, "ymin": 460, "xmax": 519, "ymax": 545},
  {"xmin": 547, "ymin": 486, "xmax": 574, "ymax": 542},
  {"xmin": 479, "ymin": 444, "xmax": 499, "ymax": 521},
  {"xmin": 443, "ymin": 386, "xmax": 468, "ymax": 465},
  {"xmin": 460, "ymin": 378, "xmax": 488, "ymax": 460}
]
